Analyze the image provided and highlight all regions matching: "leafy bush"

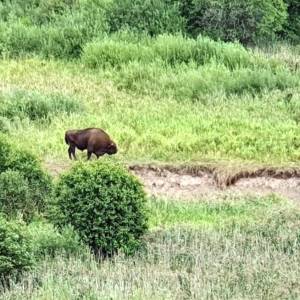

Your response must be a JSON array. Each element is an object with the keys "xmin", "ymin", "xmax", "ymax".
[
  {"xmin": 0, "ymin": 135, "xmax": 52, "ymax": 215},
  {"xmin": 31, "ymin": 0, "xmax": 78, "ymax": 25},
  {"xmin": 82, "ymin": 38, "xmax": 153, "ymax": 68},
  {"xmin": 0, "ymin": 171, "xmax": 35, "ymax": 222},
  {"xmin": 41, "ymin": 25, "xmax": 85, "ymax": 59},
  {"xmin": 0, "ymin": 0, "xmax": 108, "ymax": 59},
  {"xmin": 0, "ymin": 216, "xmax": 33, "ymax": 278},
  {"xmin": 282, "ymin": 0, "xmax": 300, "ymax": 43},
  {"xmin": 27, "ymin": 220, "xmax": 86, "ymax": 259},
  {"xmin": 52, "ymin": 161, "xmax": 148, "ymax": 256},
  {"xmin": 0, "ymin": 90, "xmax": 81, "ymax": 121},
  {"xmin": 0, "ymin": 22, "xmax": 42, "ymax": 57},
  {"xmin": 0, "ymin": 0, "xmax": 76, "ymax": 25},
  {"xmin": 180, "ymin": 0, "xmax": 288, "ymax": 44},
  {"xmin": 107, "ymin": 0, "xmax": 185, "ymax": 36}
]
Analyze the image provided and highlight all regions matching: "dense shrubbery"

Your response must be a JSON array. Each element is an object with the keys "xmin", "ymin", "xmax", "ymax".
[
  {"xmin": 180, "ymin": 0, "xmax": 288, "ymax": 44},
  {"xmin": 0, "ymin": 135, "xmax": 52, "ymax": 216},
  {"xmin": 0, "ymin": 171, "xmax": 34, "ymax": 222},
  {"xmin": 0, "ymin": 0, "xmax": 297, "ymax": 59},
  {"xmin": 106, "ymin": 0, "xmax": 185, "ymax": 36},
  {"xmin": 82, "ymin": 34, "xmax": 273, "ymax": 70},
  {"xmin": 0, "ymin": 216, "xmax": 33, "ymax": 278},
  {"xmin": 282, "ymin": 0, "xmax": 300, "ymax": 43},
  {"xmin": 27, "ymin": 221, "xmax": 86, "ymax": 259},
  {"xmin": 0, "ymin": 90, "xmax": 81, "ymax": 121},
  {"xmin": 52, "ymin": 161, "xmax": 148, "ymax": 256}
]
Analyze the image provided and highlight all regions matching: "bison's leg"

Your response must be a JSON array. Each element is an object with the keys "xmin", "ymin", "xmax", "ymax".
[
  {"xmin": 68, "ymin": 145, "xmax": 76, "ymax": 160},
  {"xmin": 68, "ymin": 146, "xmax": 73, "ymax": 160},
  {"xmin": 96, "ymin": 153, "xmax": 104, "ymax": 159},
  {"xmin": 87, "ymin": 151, "xmax": 93, "ymax": 160}
]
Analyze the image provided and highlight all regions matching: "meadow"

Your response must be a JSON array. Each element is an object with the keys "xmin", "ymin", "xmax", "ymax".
[
  {"xmin": 0, "ymin": 1, "xmax": 299, "ymax": 299},
  {"xmin": 2, "ymin": 196, "xmax": 300, "ymax": 299},
  {"xmin": 0, "ymin": 41, "xmax": 299, "ymax": 165}
]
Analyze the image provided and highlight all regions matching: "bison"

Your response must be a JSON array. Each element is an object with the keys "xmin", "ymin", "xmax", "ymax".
[{"xmin": 65, "ymin": 128, "xmax": 117, "ymax": 160}]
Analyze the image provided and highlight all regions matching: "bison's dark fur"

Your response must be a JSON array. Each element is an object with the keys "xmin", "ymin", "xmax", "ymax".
[{"xmin": 65, "ymin": 128, "xmax": 117, "ymax": 160}]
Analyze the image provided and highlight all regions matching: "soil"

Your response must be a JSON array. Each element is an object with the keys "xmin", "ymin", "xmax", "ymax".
[
  {"xmin": 131, "ymin": 167, "xmax": 300, "ymax": 201},
  {"xmin": 45, "ymin": 161, "xmax": 300, "ymax": 202}
]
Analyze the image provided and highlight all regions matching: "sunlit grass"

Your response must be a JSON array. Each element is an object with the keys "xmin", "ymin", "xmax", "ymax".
[{"xmin": 0, "ymin": 58, "xmax": 299, "ymax": 165}]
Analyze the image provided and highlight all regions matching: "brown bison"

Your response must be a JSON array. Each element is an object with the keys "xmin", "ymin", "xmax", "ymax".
[{"xmin": 65, "ymin": 128, "xmax": 117, "ymax": 160}]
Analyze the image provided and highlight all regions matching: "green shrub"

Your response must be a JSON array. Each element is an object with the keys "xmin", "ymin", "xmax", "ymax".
[
  {"xmin": 27, "ymin": 220, "xmax": 86, "ymax": 259},
  {"xmin": 107, "ymin": 0, "xmax": 185, "ymax": 36},
  {"xmin": 0, "ymin": 0, "xmax": 108, "ymax": 59},
  {"xmin": 282, "ymin": 0, "xmax": 300, "ymax": 43},
  {"xmin": 0, "ymin": 135, "xmax": 52, "ymax": 215},
  {"xmin": 53, "ymin": 0, "xmax": 108, "ymax": 39},
  {"xmin": 0, "ymin": 171, "xmax": 36, "ymax": 222},
  {"xmin": 41, "ymin": 25, "xmax": 85, "ymax": 59},
  {"xmin": 0, "ymin": 0, "xmax": 77, "ymax": 25},
  {"xmin": 31, "ymin": 0, "xmax": 77, "ymax": 25},
  {"xmin": 0, "ymin": 90, "xmax": 81, "ymax": 121},
  {"xmin": 52, "ymin": 161, "xmax": 148, "ymax": 256},
  {"xmin": 181, "ymin": 0, "xmax": 288, "ymax": 44},
  {"xmin": 0, "ymin": 22, "xmax": 42, "ymax": 57},
  {"xmin": 82, "ymin": 38, "xmax": 153, "ymax": 68},
  {"xmin": 0, "ymin": 216, "xmax": 33, "ymax": 278}
]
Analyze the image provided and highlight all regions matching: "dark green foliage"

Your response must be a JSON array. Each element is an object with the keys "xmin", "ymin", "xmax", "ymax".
[
  {"xmin": 0, "ymin": 90, "xmax": 81, "ymax": 121},
  {"xmin": 0, "ymin": 216, "xmax": 33, "ymax": 278},
  {"xmin": 106, "ymin": 0, "xmax": 185, "ymax": 36},
  {"xmin": 0, "ymin": 0, "xmax": 108, "ymax": 59},
  {"xmin": 0, "ymin": 171, "xmax": 35, "ymax": 222},
  {"xmin": 0, "ymin": 135, "xmax": 52, "ymax": 215},
  {"xmin": 180, "ymin": 0, "xmax": 288, "ymax": 44},
  {"xmin": 0, "ymin": 0, "xmax": 297, "ymax": 59},
  {"xmin": 0, "ymin": 0, "xmax": 77, "ymax": 25},
  {"xmin": 282, "ymin": 0, "xmax": 300, "ymax": 43},
  {"xmin": 41, "ymin": 25, "xmax": 85, "ymax": 59},
  {"xmin": 52, "ymin": 161, "xmax": 148, "ymax": 256}
]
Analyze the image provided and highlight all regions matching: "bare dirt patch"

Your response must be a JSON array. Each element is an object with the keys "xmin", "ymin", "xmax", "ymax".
[
  {"xmin": 45, "ymin": 160, "xmax": 300, "ymax": 201},
  {"xmin": 130, "ymin": 165, "xmax": 300, "ymax": 201}
]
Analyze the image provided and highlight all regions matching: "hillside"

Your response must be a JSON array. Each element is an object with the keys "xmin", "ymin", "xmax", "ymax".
[{"xmin": 0, "ymin": 0, "xmax": 300, "ymax": 299}]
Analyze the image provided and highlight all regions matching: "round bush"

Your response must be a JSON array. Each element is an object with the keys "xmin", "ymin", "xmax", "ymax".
[
  {"xmin": 53, "ymin": 161, "xmax": 148, "ymax": 256},
  {"xmin": 0, "ymin": 216, "xmax": 33, "ymax": 278},
  {"xmin": 0, "ymin": 135, "xmax": 53, "ymax": 216}
]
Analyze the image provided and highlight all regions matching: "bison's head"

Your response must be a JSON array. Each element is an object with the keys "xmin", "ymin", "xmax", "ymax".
[{"xmin": 107, "ymin": 141, "xmax": 118, "ymax": 155}]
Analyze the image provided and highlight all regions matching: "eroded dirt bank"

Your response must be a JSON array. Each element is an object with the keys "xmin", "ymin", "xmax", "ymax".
[{"xmin": 46, "ymin": 161, "xmax": 300, "ymax": 201}]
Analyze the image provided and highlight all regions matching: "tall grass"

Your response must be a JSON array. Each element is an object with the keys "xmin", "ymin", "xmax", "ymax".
[
  {"xmin": 82, "ymin": 34, "xmax": 299, "ymax": 100},
  {"xmin": 1, "ymin": 197, "xmax": 300, "ymax": 299},
  {"xmin": 82, "ymin": 34, "xmax": 279, "ymax": 70},
  {"xmin": 0, "ymin": 58, "xmax": 299, "ymax": 164},
  {"xmin": 0, "ymin": 89, "xmax": 82, "ymax": 121}
]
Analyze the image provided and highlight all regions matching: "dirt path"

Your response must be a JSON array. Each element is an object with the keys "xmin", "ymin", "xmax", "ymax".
[{"xmin": 46, "ymin": 161, "xmax": 300, "ymax": 202}]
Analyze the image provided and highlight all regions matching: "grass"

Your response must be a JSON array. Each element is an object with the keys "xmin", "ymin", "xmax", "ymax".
[
  {"xmin": 1, "ymin": 196, "xmax": 300, "ymax": 299},
  {"xmin": 148, "ymin": 195, "xmax": 282, "ymax": 228},
  {"xmin": 0, "ymin": 54, "xmax": 299, "ymax": 165}
]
